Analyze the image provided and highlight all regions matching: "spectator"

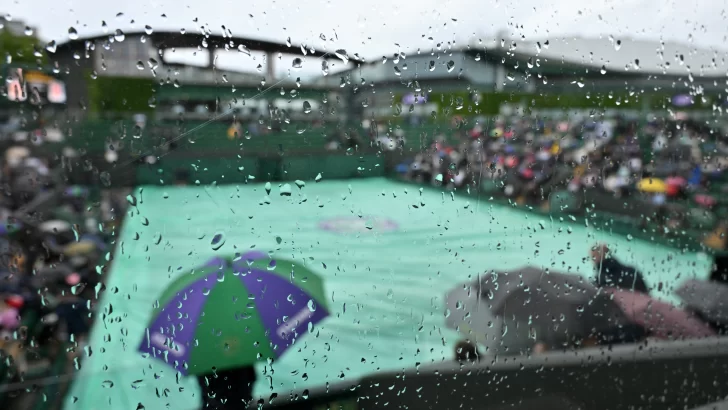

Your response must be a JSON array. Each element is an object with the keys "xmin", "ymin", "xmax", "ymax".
[{"xmin": 590, "ymin": 244, "xmax": 649, "ymax": 293}]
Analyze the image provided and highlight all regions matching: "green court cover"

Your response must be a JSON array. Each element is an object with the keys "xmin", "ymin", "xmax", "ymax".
[{"xmin": 64, "ymin": 178, "xmax": 711, "ymax": 410}]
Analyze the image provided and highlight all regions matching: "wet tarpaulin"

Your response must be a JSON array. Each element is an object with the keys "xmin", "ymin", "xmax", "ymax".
[{"xmin": 63, "ymin": 178, "xmax": 712, "ymax": 410}]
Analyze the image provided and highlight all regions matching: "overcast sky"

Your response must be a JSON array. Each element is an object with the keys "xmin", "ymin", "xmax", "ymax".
[{"xmin": 3, "ymin": 0, "xmax": 728, "ymax": 77}]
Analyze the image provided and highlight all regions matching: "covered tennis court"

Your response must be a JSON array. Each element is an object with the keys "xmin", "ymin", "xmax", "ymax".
[{"xmin": 63, "ymin": 178, "xmax": 711, "ymax": 410}]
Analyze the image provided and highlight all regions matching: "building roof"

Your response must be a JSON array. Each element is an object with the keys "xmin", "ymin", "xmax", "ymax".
[
  {"xmin": 55, "ymin": 30, "xmax": 364, "ymax": 63},
  {"xmin": 499, "ymin": 36, "xmax": 727, "ymax": 78}
]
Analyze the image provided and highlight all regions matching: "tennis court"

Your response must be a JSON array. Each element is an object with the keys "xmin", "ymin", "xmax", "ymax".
[{"xmin": 63, "ymin": 178, "xmax": 712, "ymax": 410}]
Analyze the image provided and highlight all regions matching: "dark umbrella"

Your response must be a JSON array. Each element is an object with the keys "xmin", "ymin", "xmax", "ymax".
[
  {"xmin": 448, "ymin": 267, "xmax": 634, "ymax": 351},
  {"xmin": 605, "ymin": 288, "xmax": 715, "ymax": 339},
  {"xmin": 445, "ymin": 280, "xmax": 504, "ymax": 354},
  {"xmin": 676, "ymin": 279, "xmax": 728, "ymax": 324}
]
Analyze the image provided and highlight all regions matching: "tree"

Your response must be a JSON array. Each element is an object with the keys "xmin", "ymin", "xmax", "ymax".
[{"xmin": 0, "ymin": 25, "xmax": 46, "ymax": 65}]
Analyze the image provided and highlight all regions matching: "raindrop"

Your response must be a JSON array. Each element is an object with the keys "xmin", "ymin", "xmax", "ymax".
[
  {"xmin": 101, "ymin": 21, "xmax": 108, "ymax": 32},
  {"xmin": 474, "ymin": 53, "xmax": 481, "ymax": 61},
  {"xmin": 45, "ymin": 40, "xmax": 57, "ymax": 53},
  {"xmin": 315, "ymin": 173, "xmax": 323, "ymax": 182},
  {"xmin": 446, "ymin": 61, "xmax": 455, "ymax": 72},
  {"xmin": 279, "ymin": 184, "xmax": 292, "ymax": 196},
  {"xmin": 429, "ymin": 61, "xmax": 436, "ymax": 71},
  {"xmin": 600, "ymin": 66, "xmax": 607, "ymax": 75},
  {"xmin": 393, "ymin": 66, "xmax": 401, "ymax": 76},
  {"xmin": 114, "ymin": 29, "xmax": 125, "ymax": 42},
  {"xmin": 144, "ymin": 25, "xmax": 153, "ymax": 35},
  {"xmin": 136, "ymin": 61, "xmax": 144, "ymax": 70},
  {"xmin": 334, "ymin": 49, "xmax": 349, "ymax": 64},
  {"xmin": 295, "ymin": 180, "xmax": 305, "ymax": 189},
  {"xmin": 286, "ymin": 37, "xmax": 291, "ymax": 47},
  {"xmin": 24, "ymin": 26, "xmax": 33, "ymax": 36},
  {"xmin": 211, "ymin": 233, "xmax": 226, "ymax": 251},
  {"xmin": 68, "ymin": 27, "xmax": 78, "ymax": 40},
  {"xmin": 321, "ymin": 61, "xmax": 329, "ymax": 76},
  {"xmin": 126, "ymin": 194, "xmax": 137, "ymax": 206},
  {"xmin": 100, "ymin": 172, "xmax": 111, "ymax": 187},
  {"xmin": 102, "ymin": 380, "xmax": 114, "ymax": 388},
  {"xmin": 292, "ymin": 58, "xmax": 303, "ymax": 69},
  {"xmin": 302, "ymin": 101, "xmax": 312, "ymax": 114},
  {"xmin": 264, "ymin": 182, "xmax": 272, "ymax": 194}
]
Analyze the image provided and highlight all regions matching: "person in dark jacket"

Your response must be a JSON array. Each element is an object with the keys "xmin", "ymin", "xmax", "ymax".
[
  {"xmin": 197, "ymin": 365, "xmax": 257, "ymax": 409},
  {"xmin": 590, "ymin": 244, "xmax": 649, "ymax": 293}
]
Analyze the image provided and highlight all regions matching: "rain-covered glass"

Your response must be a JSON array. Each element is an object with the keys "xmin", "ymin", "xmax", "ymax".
[{"xmin": 0, "ymin": 3, "xmax": 727, "ymax": 410}]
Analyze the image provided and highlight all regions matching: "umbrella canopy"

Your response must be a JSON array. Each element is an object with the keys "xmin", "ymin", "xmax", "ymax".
[
  {"xmin": 455, "ymin": 267, "xmax": 632, "ymax": 349},
  {"xmin": 637, "ymin": 178, "xmax": 667, "ymax": 193},
  {"xmin": 676, "ymin": 279, "xmax": 728, "ymax": 324},
  {"xmin": 604, "ymin": 288, "xmax": 715, "ymax": 340},
  {"xmin": 139, "ymin": 252, "xmax": 329, "ymax": 375},
  {"xmin": 445, "ymin": 280, "xmax": 504, "ymax": 353}
]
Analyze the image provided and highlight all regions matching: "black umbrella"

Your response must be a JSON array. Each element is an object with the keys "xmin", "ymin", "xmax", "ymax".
[
  {"xmin": 445, "ymin": 280, "xmax": 504, "ymax": 354},
  {"xmin": 676, "ymin": 279, "xmax": 728, "ymax": 324},
  {"xmin": 454, "ymin": 267, "xmax": 634, "ymax": 350}
]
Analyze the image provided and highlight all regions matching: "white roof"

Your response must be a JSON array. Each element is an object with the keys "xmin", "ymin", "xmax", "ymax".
[{"xmin": 500, "ymin": 36, "xmax": 728, "ymax": 77}]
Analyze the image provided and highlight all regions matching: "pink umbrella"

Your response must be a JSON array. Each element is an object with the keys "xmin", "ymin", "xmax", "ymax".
[
  {"xmin": 603, "ymin": 288, "xmax": 715, "ymax": 340},
  {"xmin": 666, "ymin": 176, "xmax": 687, "ymax": 186}
]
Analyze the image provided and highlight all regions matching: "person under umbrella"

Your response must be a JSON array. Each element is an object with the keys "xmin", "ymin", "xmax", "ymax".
[
  {"xmin": 446, "ymin": 267, "xmax": 640, "ymax": 355},
  {"xmin": 676, "ymin": 279, "xmax": 728, "ymax": 334},
  {"xmin": 604, "ymin": 287, "xmax": 715, "ymax": 340},
  {"xmin": 590, "ymin": 244, "xmax": 649, "ymax": 294},
  {"xmin": 139, "ymin": 252, "xmax": 329, "ymax": 409}
]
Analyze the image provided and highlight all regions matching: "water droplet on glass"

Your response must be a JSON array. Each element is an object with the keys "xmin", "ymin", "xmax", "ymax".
[
  {"xmin": 144, "ymin": 25, "xmax": 153, "ymax": 35},
  {"xmin": 334, "ymin": 49, "xmax": 349, "ymax": 64},
  {"xmin": 315, "ymin": 173, "xmax": 323, "ymax": 182},
  {"xmin": 321, "ymin": 61, "xmax": 329, "ymax": 76},
  {"xmin": 45, "ymin": 40, "xmax": 57, "ymax": 53},
  {"xmin": 24, "ymin": 26, "xmax": 33, "ymax": 36},
  {"xmin": 114, "ymin": 29, "xmax": 125, "ymax": 42},
  {"xmin": 286, "ymin": 37, "xmax": 291, "ymax": 47},
  {"xmin": 292, "ymin": 58, "xmax": 303, "ymax": 69},
  {"xmin": 429, "ymin": 61, "xmax": 436, "ymax": 71},
  {"xmin": 264, "ymin": 182, "xmax": 272, "ymax": 194},
  {"xmin": 100, "ymin": 172, "xmax": 111, "ymax": 187},
  {"xmin": 102, "ymin": 380, "xmax": 114, "ymax": 388},
  {"xmin": 303, "ymin": 101, "xmax": 312, "ymax": 114},
  {"xmin": 446, "ymin": 61, "xmax": 455, "ymax": 72},
  {"xmin": 295, "ymin": 180, "xmax": 305, "ymax": 189},
  {"xmin": 211, "ymin": 232, "xmax": 226, "ymax": 251},
  {"xmin": 280, "ymin": 184, "xmax": 292, "ymax": 196},
  {"xmin": 600, "ymin": 65, "xmax": 607, "ymax": 75},
  {"xmin": 136, "ymin": 61, "xmax": 144, "ymax": 70},
  {"xmin": 68, "ymin": 27, "xmax": 78, "ymax": 40},
  {"xmin": 393, "ymin": 66, "xmax": 402, "ymax": 76}
]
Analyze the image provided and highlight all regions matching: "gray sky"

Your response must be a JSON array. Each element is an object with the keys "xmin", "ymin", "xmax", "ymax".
[{"xmin": 4, "ymin": 0, "xmax": 728, "ymax": 77}]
